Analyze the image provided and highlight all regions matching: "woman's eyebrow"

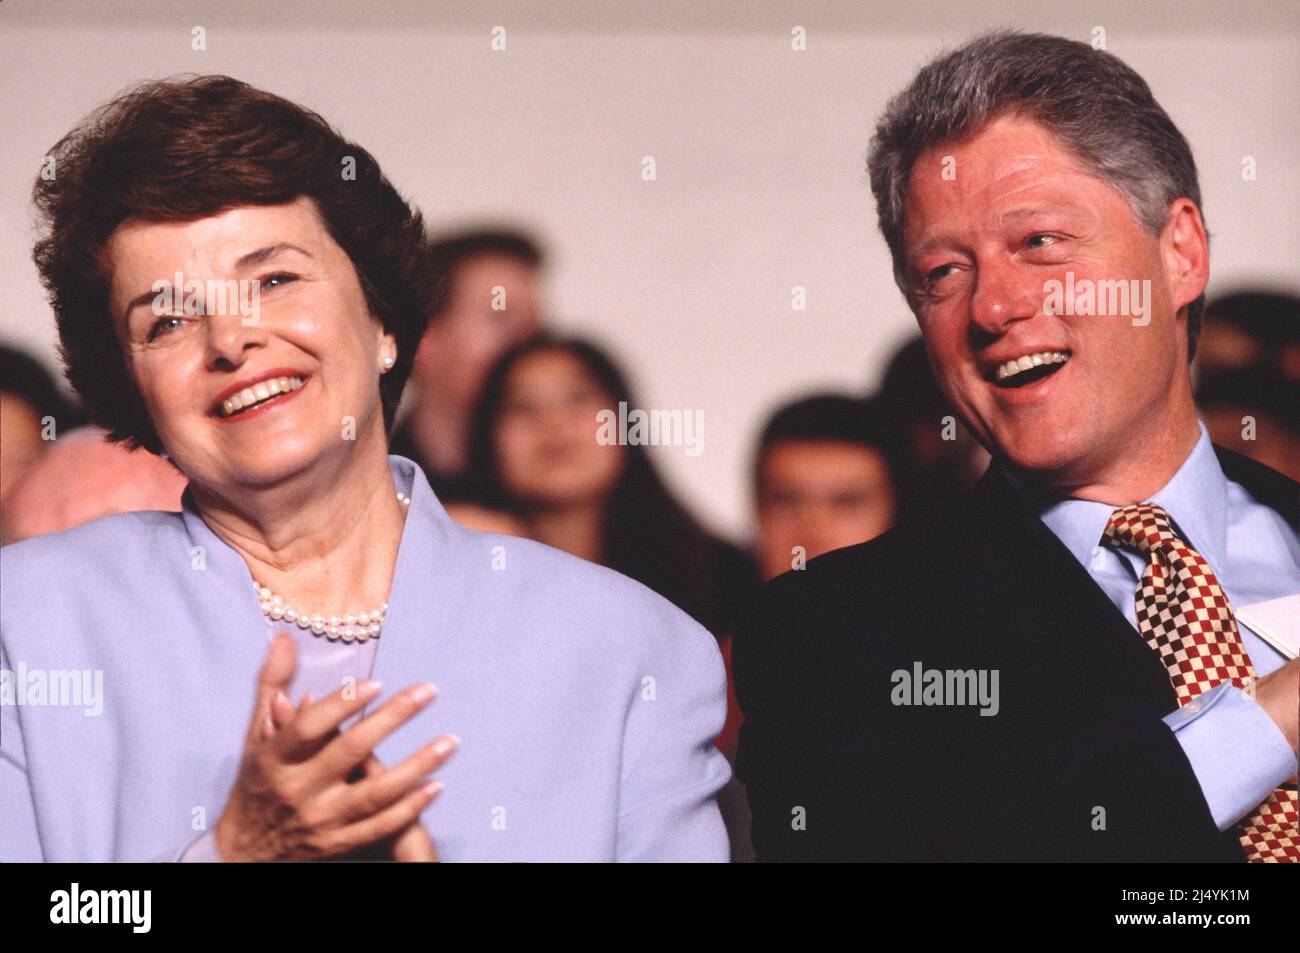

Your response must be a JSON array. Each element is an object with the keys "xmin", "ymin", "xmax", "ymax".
[
  {"xmin": 120, "ymin": 242, "xmax": 318, "ymax": 325},
  {"xmin": 121, "ymin": 287, "xmax": 163, "ymax": 325},
  {"xmin": 234, "ymin": 242, "xmax": 315, "ymax": 270}
]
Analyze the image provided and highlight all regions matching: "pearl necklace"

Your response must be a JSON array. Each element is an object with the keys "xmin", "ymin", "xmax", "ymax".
[{"xmin": 252, "ymin": 491, "xmax": 411, "ymax": 643}]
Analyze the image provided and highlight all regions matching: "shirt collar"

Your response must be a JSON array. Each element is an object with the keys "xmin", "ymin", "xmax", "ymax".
[{"xmin": 1005, "ymin": 422, "xmax": 1229, "ymax": 571}]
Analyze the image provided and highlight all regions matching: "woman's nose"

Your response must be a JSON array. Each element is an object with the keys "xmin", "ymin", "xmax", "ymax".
[
  {"xmin": 203, "ymin": 311, "xmax": 268, "ymax": 369},
  {"xmin": 540, "ymin": 403, "xmax": 580, "ymax": 434}
]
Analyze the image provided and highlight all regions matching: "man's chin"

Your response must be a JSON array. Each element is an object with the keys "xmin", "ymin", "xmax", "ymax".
[{"xmin": 987, "ymin": 426, "xmax": 1087, "ymax": 482}]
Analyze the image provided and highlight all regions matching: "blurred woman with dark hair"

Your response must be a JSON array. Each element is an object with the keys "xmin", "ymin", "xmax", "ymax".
[{"xmin": 467, "ymin": 334, "xmax": 758, "ymax": 640}]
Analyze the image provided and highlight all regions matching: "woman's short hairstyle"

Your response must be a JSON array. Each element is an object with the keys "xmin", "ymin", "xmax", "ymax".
[
  {"xmin": 32, "ymin": 74, "xmax": 434, "ymax": 455},
  {"xmin": 867, "ymin": 30, "xmax": 1206, "ymax": 361}
]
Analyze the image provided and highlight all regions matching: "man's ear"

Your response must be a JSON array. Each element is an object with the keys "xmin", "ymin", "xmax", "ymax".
[{"xmin": 1161, "ymin": 198, "xmax": 1209, "ymax": 319}]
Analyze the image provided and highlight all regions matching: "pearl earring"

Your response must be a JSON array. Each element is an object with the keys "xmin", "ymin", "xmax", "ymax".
[{"xmin": 381, "ymin": 355, "xmax": 395, "ymax": 371}]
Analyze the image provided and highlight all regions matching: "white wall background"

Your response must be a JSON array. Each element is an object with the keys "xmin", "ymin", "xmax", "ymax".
[{"xmin": 2, "ymin": 0, "xmax": 1297, "ymax": 539}]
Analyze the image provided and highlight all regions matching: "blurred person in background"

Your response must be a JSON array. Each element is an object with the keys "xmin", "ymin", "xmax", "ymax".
[
  {"xmin": 1195, "ymin": 290, "xmax": 1300, "ymax": 383},
  {"xmin": 1194, "ymin": 291, "xmax": 1300, "ymax": 481},
  {"xmin": 753, "ymin": 393, "xmax": 899, "ymax": 583},
  {"xmin": 0, "ymin": 345, "xmax": 81, "ymax": 540},
  {"xmin": 878, "ymin": 336, "xmax": 989, "ymax": 519},
  {"xmin": 389, "ymin": 229, "xmax": 546, "ymax": 502},
  {"xmin": 1196, "ymin": 369, "xmax": 1299, "ymax": 482},
  {"xmin": 2, "ymin": 425, "xmax": 188, "ymax": 543},
  {"xmin": 467, "ymin": 334, "xmax": 759, "ymax": 642},
  {"xmin": 713, "ymin": 392, "xmax": 903, "ymax": 861},
  {"xmin": 728, "ymin": 391, "xmax": 901, "ymax": 750}
]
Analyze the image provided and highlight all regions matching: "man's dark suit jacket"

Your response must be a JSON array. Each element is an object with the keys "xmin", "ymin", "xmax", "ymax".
[{"xmin": 734, "ymin": 447, "xmax": 1298, "ymax": 862}]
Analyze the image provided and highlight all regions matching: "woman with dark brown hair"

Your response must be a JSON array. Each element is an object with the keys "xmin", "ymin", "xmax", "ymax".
[
  {"xmin": 467, "ymin": 334, "xmax": 758, "ymax": 640},
  {"xmin": 0, "ymin": 76, "xmax": 730, "ymax": 862}
]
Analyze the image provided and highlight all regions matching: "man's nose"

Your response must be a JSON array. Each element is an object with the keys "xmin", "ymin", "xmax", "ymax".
[
  {"xmin": 204, "ymin": 311, "xmax": 267, "ymax": 369},
  {"xmin": 968, "ymin": 256, "xmax": 1040, "ymax": 337},
  {"xmin": 800, "ymin": 507, "xmax": 839, "ymax": 550}
]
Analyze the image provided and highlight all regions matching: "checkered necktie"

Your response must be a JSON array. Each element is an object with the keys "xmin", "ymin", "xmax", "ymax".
[{"xmin": 1103, "ymin": 503, "xmax": 1298, "ymax": 863}]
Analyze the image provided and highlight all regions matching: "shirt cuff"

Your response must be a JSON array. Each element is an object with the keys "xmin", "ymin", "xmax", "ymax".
[
  {"xmin": 1163, "ymin": 681, "xmax": 1297, "ymax": 830},
  {"xmin": 178, "ymin": 830, "xmax": 222, "ymax": 862}
]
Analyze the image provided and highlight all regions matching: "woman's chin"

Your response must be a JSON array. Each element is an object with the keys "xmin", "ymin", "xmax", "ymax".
[
  {"xmin": 185, "ymin": 440, "xmax": 325, "ymax": 490},
  {"xmin": 521, "ymin": 483, "xmax": 608, "ymax": 509}
]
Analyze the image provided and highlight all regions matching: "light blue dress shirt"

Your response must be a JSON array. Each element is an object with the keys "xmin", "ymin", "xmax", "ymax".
[
  {"xmin": 1020, "ymin": 423, "xmax": 1298, "ymax": 829},
  {"xmin": 0, "ymin": 455, "xmax": 732, "ymax": 861}
]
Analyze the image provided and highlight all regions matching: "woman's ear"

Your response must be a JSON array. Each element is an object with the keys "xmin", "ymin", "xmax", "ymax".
[{"xmin": 378, "ymin": 331, "xmax": 397, "ymax": 373}]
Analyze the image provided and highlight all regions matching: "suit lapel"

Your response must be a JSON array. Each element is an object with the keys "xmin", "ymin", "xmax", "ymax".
[
  {"xmin": 947, "ymin": 466, "xmax": 1180, "ymax": 722},
  {"xmin": 366, "ymin": 457, "xmax": 478, "ymax": 765},
  {"xmin": 1213, "ymin": 445, "xmax": 1299, "ymax": 527}
]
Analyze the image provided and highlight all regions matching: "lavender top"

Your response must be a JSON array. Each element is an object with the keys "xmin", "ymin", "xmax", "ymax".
[{"xmin": 1, "ymin": 456, "xmax": 731, "ymax": 861}]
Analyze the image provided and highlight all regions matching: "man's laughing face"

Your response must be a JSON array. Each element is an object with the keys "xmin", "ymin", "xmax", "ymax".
[{"xmin": 900, "ymin": 113, "xmax": 1207, "ymax": 496}]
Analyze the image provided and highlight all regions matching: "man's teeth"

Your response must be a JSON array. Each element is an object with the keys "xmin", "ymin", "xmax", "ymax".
[
  {"xmin": 220, "ymin": 376, "xmax": 304, "ymax": 417},
  {"xmin": 995, "ymin": 352, "xmax": 1070, "ymax": 382}
]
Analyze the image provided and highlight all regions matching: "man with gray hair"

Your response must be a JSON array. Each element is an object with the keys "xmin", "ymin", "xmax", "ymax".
[{"xmin": 735, "ymin": 31, "xmax": 1298, "ymax": 861}]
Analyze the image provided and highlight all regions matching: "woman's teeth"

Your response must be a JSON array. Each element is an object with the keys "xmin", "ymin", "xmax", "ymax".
[
  {"xmin": 220, "ymin": 376, "xmax": 304, "ymax": 418},
  {"xmin": 994, "ymin": 351, "xmax": 1070, "ymax": 382}
]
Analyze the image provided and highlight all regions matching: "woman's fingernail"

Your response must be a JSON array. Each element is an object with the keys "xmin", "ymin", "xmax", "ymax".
[
  {"xmin": 422, "ymin": 780, "xmax": 444, "ymax": 798},
  {"xmin": 358, "ymin": 680, "xmax": 383, "ymax": 703},
  {"xmin": 273, "ymin": 690, "xmax": 289, "ymax": 709},
  {"xmin": 410, "ymin": 683, "xmax": 438, "ymax": 705}
]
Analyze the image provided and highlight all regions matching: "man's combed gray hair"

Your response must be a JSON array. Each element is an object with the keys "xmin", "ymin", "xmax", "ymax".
[{"xmin": 867, "ymin": 30, "xmax": 1205, "ymax": 359}]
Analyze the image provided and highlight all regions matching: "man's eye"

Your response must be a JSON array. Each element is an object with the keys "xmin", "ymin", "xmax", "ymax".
[
  {"xmin": 146, "ymin": 316, "xmax": 185, "ymax": 342},
  {"xmin": 764, "ymin": 491, "xmax": 799, "ymax": 508},
  {"xmin": 1026, "ymin": 234, "xmax": 1059, "ymax": 249},
  {"xmin": 926, "ymin": 265, "xmax": 957, "ymax": 287},
  {"xmin": 833, "ymin": 493, "xmax": 872, "ymax": 509}
]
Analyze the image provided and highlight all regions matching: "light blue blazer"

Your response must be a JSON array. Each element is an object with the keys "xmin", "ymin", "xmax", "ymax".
[{"xmin": 0, "ymin": 456, "xmax": 731, "ymax": 861}]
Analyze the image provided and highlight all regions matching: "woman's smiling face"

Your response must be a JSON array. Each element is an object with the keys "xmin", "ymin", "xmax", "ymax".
[{"xmin": 106, "ymin": 197, "xmax": 394, "ymax": 491}]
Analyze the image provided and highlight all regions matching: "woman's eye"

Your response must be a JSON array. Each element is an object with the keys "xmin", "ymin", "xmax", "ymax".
[
  {"xmin": 260, "ymin": 272, "xmax": 298, "ymax": 290},
  {"xmin": 146, "ymin": 316, "xmax": 185, "ymax": 342},
  {"xmin": 503, "ymin": 399, "xmax": 537, "ymax": 418}
]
